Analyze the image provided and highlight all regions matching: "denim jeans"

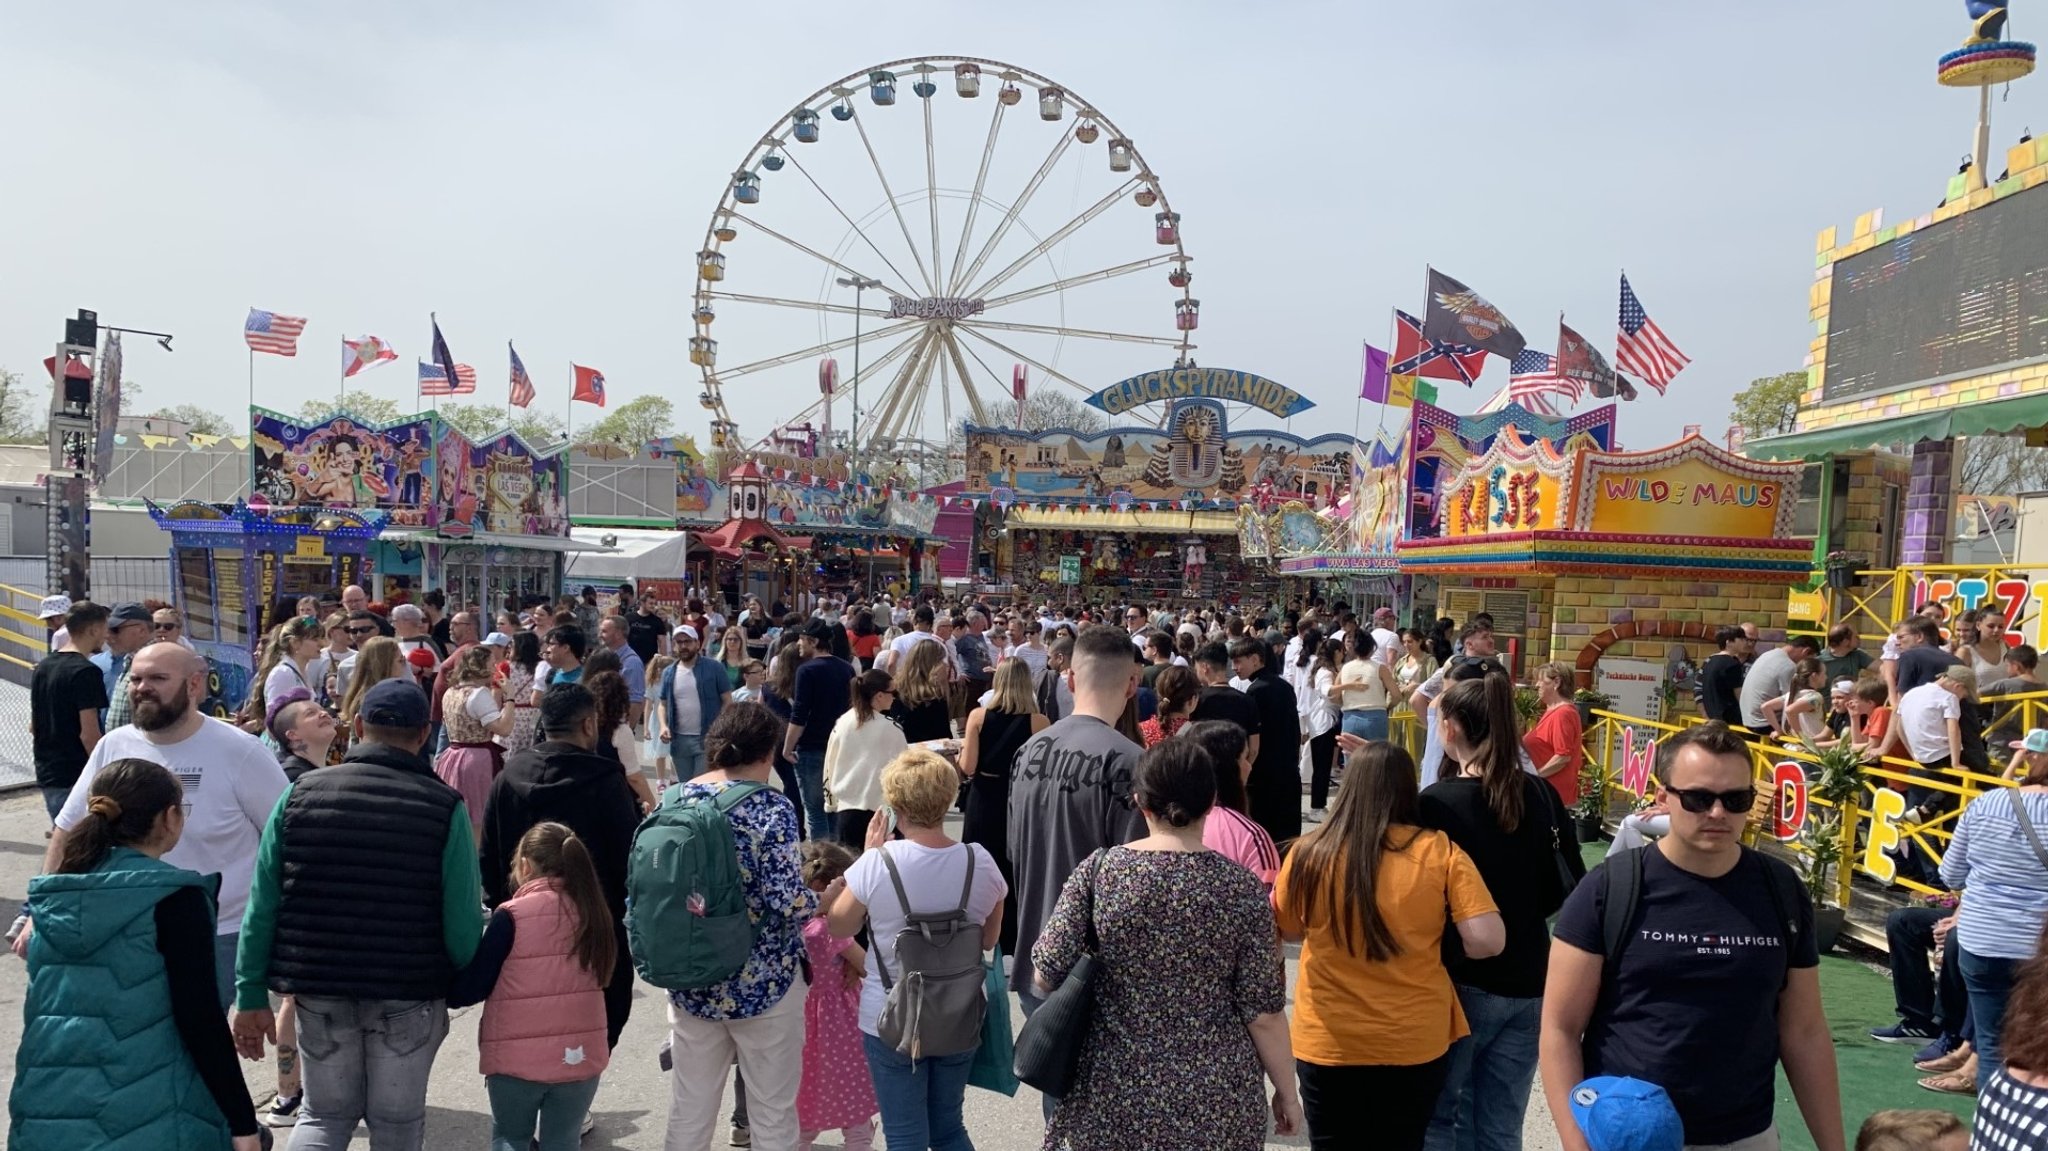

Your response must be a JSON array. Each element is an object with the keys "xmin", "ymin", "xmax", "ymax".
[
  {"xmin": 1960, "ymin": 944, "xmax": 2022, "ymax": 1092},
  {"xmin": 291, "ymin": 996, "xmax": 450, "ymax": 1151},
  {"xmin": 486, "ymin": 1073, "xmax": 602, "ymax": 1151},
  {"xmin": 1341, "ymin": 708, "xmax": 1389, "ymax": 743},
  {"xmin": 863, "ymin": 1031, "xmax": 975, "ymax": 1151},
  {"xmin": 1424, "ymin": 985, "xmax": 1542, "ymax": 1151},
  {"xmin": 39, "ymin": 787, "xmax": 67, "ymax": 821},
  {"xmin": 794, "ymin": 748, "xmax": 831, "ymax": 841},
  {"xmin": 669, "ymin": 734, "xmax": 706, "ymax": 781}
]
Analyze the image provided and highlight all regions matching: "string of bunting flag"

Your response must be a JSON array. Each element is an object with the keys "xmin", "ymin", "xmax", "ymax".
[{"xmin": 751, "ymin": 464, "xmax": 1219, "ymax": 513}]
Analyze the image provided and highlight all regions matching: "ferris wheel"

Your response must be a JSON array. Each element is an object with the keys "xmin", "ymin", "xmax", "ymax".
[{"xmin": 690, "ymin": 56, "xmax": 1197, "ymax": 462}]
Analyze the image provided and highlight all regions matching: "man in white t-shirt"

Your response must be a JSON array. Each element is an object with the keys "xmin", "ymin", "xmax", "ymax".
[
  {"xmin": 30, "ymin": 643, "xmax": 289, "ymax": 1008},
  {"xmin": 880, "ymin": 604, "xmax": 944, "ymax": 672},
  {"xmin": 1370, "ymin": 607, "xmax": 1400, "ymax": 667}
]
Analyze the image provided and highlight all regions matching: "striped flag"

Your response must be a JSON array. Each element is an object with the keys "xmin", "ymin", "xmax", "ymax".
[
  {"xmin": 1616, "ymin": 274, "xmax": 1690, "ymax": 394},
  {"xmin": 1507, "ymin": 348, "xmax": 1582, "ymax": 403},
  {"xmin": 418, "ymin": 360, "xmax": 477, "ymax": 395},
  {"xmin": 245, "ymin": 308, "xmax": 307, "ymax": 357},
  {"xmin": 1477, "ymin": 381, "xmax": 1560, "ymax": 416},
  {"xmin": 508, "ymin": 342, "xmax": 536, "ymax": 408}
]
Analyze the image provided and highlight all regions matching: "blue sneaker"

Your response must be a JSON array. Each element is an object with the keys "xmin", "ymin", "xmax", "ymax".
[
  {"xmin": 1870, "ymin": 1021, "xmax": 1938, "ymax": 1044},
  {"xmin": 1914, "ymin": 1033, "xmax": 1960, "ymax": 1064}
]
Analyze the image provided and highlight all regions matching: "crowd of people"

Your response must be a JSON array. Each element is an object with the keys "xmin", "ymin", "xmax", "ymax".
[{"xmin": 10, "ymin": 580, "xmax": 2048, "ymax": 1150}]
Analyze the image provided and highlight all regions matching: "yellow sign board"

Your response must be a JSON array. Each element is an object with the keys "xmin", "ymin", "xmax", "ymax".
[
  {"xmin": 1583, "ymin": 457, "xmax": 1787, "ymax": 539},
  {"xmin": 292, "ymin": 535, "xmax": 327, "ymax": 561},
  {"xmin": 1445, "ymin": 466, "xmax": 1567, "ymax": 538}
]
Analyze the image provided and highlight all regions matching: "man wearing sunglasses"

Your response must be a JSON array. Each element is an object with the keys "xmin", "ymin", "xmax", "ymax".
[{"xmin": 1539, "ymin": 723, "xmax": 1844, "ymax": 1151}]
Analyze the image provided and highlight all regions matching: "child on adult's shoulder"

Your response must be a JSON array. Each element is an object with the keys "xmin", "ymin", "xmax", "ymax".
[
  {"xmin": 448, "ymin": 822, "xmax": 616, "ymax": 1151},
  {"xmin": 1854, "ymin": 1108, "xmax": 1965, "ymax": 1151},
  {"xmin": 797, "ymin": 839, "xmax": 877, "ymax": 1151}
]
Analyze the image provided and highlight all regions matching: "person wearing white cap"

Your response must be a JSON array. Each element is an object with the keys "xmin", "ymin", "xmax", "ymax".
[
  {"xmin": 655, "ymin": 624, "xmax": 729, "ymax": 779},
  {"xmin": 39, "ymin": 594, "xmax": 73, "ymax": 652}
]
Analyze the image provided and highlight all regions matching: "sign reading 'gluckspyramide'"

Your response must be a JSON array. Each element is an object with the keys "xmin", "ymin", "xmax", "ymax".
[{"xmin": 1084, "ymin": 367, "xmax": 1314, "ymax": 419}]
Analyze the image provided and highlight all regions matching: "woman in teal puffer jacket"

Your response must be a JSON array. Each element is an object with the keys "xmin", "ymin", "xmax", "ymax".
[{"xmin": 9, "ymin": 758, "xmax": 262, "ymax": 1150}]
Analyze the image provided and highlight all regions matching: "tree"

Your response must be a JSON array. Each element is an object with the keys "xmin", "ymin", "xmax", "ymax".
[
  {"xmin": 296, "ymin": 391, "xmax": 405, "ymax": 426},
  {"xmin": 136, "ymin": 403, "xmax": 235, "ymax": 437},
  {"xmin": 1959, "ymin": 433, "xmax": 2048, "ymax": 494},
  {"xmin": 1017, "ymin": 389, "xmax": 1106, "ymax": 434},
  {"xmin": 576, "ymin": 394, "xmax": 674, "ymax": 447},
  {"xmin": 0, "ymin": 368, "xmax": 45, "ymax": 443},
  {"xmin": 437, "ymin": 401, "xmax": 567, "ymax": 446},
  {"xmin": 1729, "ymin": 371, "xmax": 1806, "ymax": 437}
]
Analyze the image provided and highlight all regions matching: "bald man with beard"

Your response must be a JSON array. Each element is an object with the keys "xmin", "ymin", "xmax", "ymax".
[{"xmin": 27, "ymin": 644, "xmax": 291, "ymax": 1008}]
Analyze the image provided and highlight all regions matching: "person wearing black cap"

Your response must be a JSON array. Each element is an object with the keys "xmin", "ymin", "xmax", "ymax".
[
  {"xmin": 96, "ymin": 601, "xmax": 156, "ymax": 730},
  {"xmin": 229, "ymin": 679, "xmax": 483, "ymax": 1151},
  {"xmin": 780, "ymin": 618, "xmax": 855, "ymax": 839}
]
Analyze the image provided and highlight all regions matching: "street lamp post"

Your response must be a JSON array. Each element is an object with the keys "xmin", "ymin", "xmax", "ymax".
[{"xmin": 834, "ymin": 274, "xmax": 883, "ymax": 464}]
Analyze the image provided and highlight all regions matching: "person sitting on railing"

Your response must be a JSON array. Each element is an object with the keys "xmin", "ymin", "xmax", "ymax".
[
  {"xmin": 1983, "ymin": 644, "xmax": 2043, "ymax": 753},
  {"xmin": 1881, "ymin": 665, "xmax": 1989, "ymax": 885}
]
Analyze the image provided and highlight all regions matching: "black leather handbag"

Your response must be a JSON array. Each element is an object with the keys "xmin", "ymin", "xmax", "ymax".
[{"xmin": 1012, "ymin": 850, "xmax": 1106, "ymax": 1098}]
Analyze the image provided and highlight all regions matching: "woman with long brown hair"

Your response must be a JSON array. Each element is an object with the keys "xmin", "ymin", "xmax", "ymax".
[
  {"xmin": 448, "ymin": 821, "xmax": 618, "ymax": 1151},
  {"xmin": 1419, "ymin": 673, "xmax": 1582, "ymax": 1151},
  {"xmin": 585, "ymin": 669, "xmax": 656, "ymax": 813},
  {"xmin": 887, "ymin": 638, "xmax": 952, "ymax": 744},
  {"xmin": 959, "ymin": 656, "xmax": 1049, "ymax": 951},
  {"xmin": 437, "ymin": 644, "xmax": 517, "ymax": 834},
  {"xmin": 10, "ymin": 759, "xmax": 262, "ymax": 1149},
  {"xmin": 1139, "ymin": 664, "xmax": 1200, "ymax": 747},
  {"xmin": 1275, "ymin": 742, "xmax": 1505, "ymax": 1151},
  {"xmin": 823, "ymin": 670, "xmax": 910, "ymax": 849}
]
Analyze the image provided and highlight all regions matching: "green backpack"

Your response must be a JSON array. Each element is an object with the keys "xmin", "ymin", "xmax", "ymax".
[{"xmin": 626, "ymin": 780, "xmax": 764, "ymax": 990}]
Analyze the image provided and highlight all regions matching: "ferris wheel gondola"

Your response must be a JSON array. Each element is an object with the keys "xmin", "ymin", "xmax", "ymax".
[{"xmin": 691, "ymin": 56, "xmax": 1196, "ymax": 465}]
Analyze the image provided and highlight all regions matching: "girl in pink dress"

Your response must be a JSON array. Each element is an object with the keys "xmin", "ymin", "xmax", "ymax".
[{"xmin": 798, "ymin": 840, "xmax": 877, "ymax": 1150}]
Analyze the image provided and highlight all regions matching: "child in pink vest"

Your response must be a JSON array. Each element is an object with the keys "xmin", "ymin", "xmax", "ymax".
[
  {"xmin": 798, "ymin": 840, "xmax": 878, "ymax": 1150},
  {"xmin": 449, "ymin": 821, "xmax": 615, "ymax": 1151}
]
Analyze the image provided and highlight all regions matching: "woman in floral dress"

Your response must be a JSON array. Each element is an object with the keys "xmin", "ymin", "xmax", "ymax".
[
  {"xmin": 1032, "ymin": 740, "xmax": 1301, "ymax": 1151},
  {"xmin": 498, "ymin": 631, "xmax": 544, "ymax": 756}
]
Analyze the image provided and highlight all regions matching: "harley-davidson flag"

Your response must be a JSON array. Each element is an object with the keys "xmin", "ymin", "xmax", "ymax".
[{"xmin": 1421, "ymin": 268, "xmax": 1527, "ymax": 359}]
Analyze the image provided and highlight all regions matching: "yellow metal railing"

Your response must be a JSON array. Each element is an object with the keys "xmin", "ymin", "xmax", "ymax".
[
  {"xmin": 1811, "ymin": 563, "xmax": 2048, "ymax": 648},
  {"xmin": 1578, "ymin": 704, "xmax": 2022, "ymax": 908}
]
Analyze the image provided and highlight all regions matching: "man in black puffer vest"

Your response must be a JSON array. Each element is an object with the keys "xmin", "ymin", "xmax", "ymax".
[{"xmin": 231, "ymin": 680, "xmax": 482, "ymax": 1151}]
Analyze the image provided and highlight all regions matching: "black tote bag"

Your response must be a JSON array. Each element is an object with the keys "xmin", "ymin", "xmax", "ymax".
[{"xmin": 1012, "ymin": 850, "xmax": 1106, "ymax": 1098}]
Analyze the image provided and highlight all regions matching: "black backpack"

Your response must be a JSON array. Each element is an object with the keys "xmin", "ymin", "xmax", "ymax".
[{"xmin": 1597, "ymin": 845, "xmax": 1805, "ymax": 985}]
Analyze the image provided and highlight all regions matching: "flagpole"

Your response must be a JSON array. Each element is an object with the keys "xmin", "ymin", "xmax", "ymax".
[
  {"xmin": 247, "ymin": 347, "xmax": 254, "ymax": 416},
  {"xmin": 565, "ymin": 369, "xmax": 574, "ymax": 445}
]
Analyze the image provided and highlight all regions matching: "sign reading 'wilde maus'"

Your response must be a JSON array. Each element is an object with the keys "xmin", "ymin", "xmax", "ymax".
[{"xmin": 1083, "ymin": 366, "xmax": 1314, "ymax": 419}]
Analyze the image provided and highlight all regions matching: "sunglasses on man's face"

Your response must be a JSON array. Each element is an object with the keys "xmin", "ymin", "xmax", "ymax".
[
  {"xmin": 345, "ymin": 626, "xmax": 376, "ymax": 636},
  {"xmin": 1665, "ymin": 786, "xmax": 1757, "ymax": 816}
]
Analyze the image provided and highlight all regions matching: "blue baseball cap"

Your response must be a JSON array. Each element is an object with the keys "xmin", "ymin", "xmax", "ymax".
[
  {"xmin": 1570, "ymin": 1077, "xmax": 1683, "ymax": 1151},
  {"xmin": 359, "ymin": 679, "xmax": 430, "ymax": 729}
]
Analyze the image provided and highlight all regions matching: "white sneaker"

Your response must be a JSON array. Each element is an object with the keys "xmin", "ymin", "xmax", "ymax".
[{"xmin": 1305, "ymin": 807, "xmax": 1327, "ymax": 823}]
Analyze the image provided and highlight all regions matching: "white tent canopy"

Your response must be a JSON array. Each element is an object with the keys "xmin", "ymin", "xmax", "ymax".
[{"xmin": 563, "ymin": 528, "xmax": 688, "ymax": 585}]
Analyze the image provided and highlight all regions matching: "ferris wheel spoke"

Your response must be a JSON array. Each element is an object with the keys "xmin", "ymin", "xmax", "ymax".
[
  {"xmin": 923, "ymin": 98, "xmax": 944, "ymax": 303},
  {"xmin": 728, "ymin": 213, "xmax": 920, "ymax": 303},
  {"xmin": 946, "ymin": 98, "xmax": 1009, "ymax": 296},
  {"xmin": 955, "ymin": 325, "xmax": 1096, "ymax": 396},
  {"xmin": 717, "ymin": 319, "xmax": 924, "ymax": 379},
  {"xmin": 965, "ymin": 180, "xmax": 1136, "ymax": 301},
  {"xmin": 772, "ymin": 156, "xmax": 927, "ymax": 297},
  {"xmin": 848, "ymin": 111, "xmax": 936, "ymax": 293},
  {"xmin": 952, "ymin": 130, "xmax": 1076, "ymax": 300},
  {"xmin": 872, "ymin": 332, "xmax": 942, "ymax": 446},
  {"xmin": 939, "ymin": 329, "xmax": 991, "ymax": 425},
  {"xmin": 959, "ymin": 317, "xmax": 1185, "ymax": 346},
  {"xmin": 705, "ymin": 290, "xmax": 887, "ymax": 319},
  {"xmin": 976, "ymin": 254, "xmax": 1182, "ymax": 311}
]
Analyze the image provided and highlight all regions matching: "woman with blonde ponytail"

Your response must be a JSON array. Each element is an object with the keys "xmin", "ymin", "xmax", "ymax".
[
  {"xmin": 11, "ymin": 759, "xmax": 262, "ymax": 1149},
  {"xmin": 1418, "ymin": 672, "xmax": 1584, "ymax": 1151},
  {"xmin": 241, "ymin": 615, "xmax": 324, "ymax": 735}
]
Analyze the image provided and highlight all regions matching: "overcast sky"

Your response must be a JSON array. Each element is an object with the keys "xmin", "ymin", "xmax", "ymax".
[{"xmin": 0, "ymin": 1, "xmax": 2020, "ymax": 451}]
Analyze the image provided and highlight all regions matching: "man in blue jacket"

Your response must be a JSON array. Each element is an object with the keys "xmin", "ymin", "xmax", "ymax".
[{"xmin": 655, "ymin": 624, "xmax": 730, "ymax": 781}]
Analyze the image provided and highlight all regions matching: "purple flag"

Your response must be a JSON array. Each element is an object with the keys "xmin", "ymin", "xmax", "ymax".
[{"xmin": 1360, "ymin": 343, "xmax": 1390, "ymax": 403}]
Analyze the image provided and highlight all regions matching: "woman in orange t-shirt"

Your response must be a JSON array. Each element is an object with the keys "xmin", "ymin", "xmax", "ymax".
[
  {"xmin": 1275, "ymin": 741, "xmax": 1505, "ymax": 1151},
  {"xmin": 1522, "ymin": 662, "xmax": 1584, "ymax": 807}
]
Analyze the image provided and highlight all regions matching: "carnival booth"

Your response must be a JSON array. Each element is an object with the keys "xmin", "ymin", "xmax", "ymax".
[
  {"xmin": 963, "ymin": 366, "xmax": 1352, "ymax": 605},
  {"xmin": 693, "ymin": 462, "xmax": 812, "ymax": 609},
  {"xmin": 1397, "ymin": 429, "xmax": 1811, "ymax": 706},
  {"xmin": 146, "ymin": 500, "xmax": 386, "ymax": 713},
  {"xmin": 1260, "ymin": 431, "xmax": 1409, "ymax": 608}
]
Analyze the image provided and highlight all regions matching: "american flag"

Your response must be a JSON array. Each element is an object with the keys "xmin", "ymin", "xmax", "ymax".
[
  {"xmin": 1616, "ymin": 274, "xmax": 1690, "ymax": 394},
  {"xmin": 1477, "ymin": 381, "xmax": 1559, "ymax": 416},
  {"xmin": 1507, "ymin": 348, "xmax": 1581, "ymax": 403},
  {"xmin": 418, "ymin": 360, "xmax": 477, "ymax": 395},
  {"xmin": 508, "ymin": 342, "xmax": 536, "ymax": 408},
  {"xmin": 245, "ymin": 308, "xmax": 307, "ymax": 357}
]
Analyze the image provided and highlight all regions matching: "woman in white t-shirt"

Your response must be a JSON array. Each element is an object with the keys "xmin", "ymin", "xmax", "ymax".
[
  {"xmin": 1778, "ymin": 657, "xmax": 1830, "ymax": 745},
  {"xmin": 826, "ymin": 749, "xmax": 1006, "ymax": 1151}
]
